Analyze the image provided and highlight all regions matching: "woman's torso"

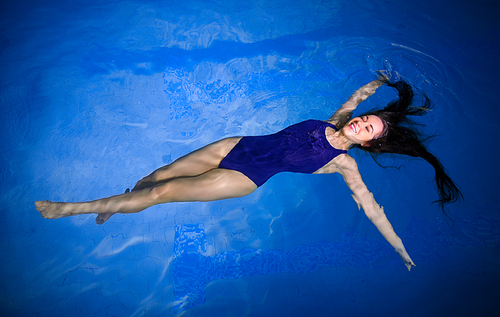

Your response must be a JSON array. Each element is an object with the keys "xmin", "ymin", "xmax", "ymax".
[{"xmin": 219, "ymin": 119, "xmax": 349, "ymax": 186}]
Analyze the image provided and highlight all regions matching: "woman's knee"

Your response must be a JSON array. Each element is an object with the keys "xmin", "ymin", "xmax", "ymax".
[
  {"xmin": 148, "ymin": 183, "xmax": 172, "ymax": 203},
  {"xmin": 151, "ymin": 165, "xmax": 171, "ymax": 182}
]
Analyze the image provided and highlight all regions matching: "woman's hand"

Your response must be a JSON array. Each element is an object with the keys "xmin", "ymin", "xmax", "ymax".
[
  {"xmin": 396, "ymin": 247, "xmax": 416, "ymax": 271},
  {"xmin": 375, "ymin": 69, "xmax": 400, "ymax": 83},
  {"xmin": 375, "ymin": 70, "xmax": 390, "ymax": 84}
]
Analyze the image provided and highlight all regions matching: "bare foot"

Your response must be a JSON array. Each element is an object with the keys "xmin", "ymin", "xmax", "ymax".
[
  {"xmin": 35, "ymin": 200, "xmax": 68, "ymax": 219},
  {"xmin": 96, "ymin": 212, "xmax": 114, "ymax": 225}
]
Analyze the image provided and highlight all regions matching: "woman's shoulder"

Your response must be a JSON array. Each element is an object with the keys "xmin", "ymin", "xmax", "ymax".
[
  {"xmin": 332, "ymin": 153, "xmax": 359, "ymax": 171},
  {"xmin": 314, "ymin": 153, "xmax": 355, "ymax": 174}
]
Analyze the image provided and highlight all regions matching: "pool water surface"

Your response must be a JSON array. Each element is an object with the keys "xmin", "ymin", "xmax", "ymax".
[{"xmin": 1, "ymin": 0, "xmax": 499, "ymax": 316}]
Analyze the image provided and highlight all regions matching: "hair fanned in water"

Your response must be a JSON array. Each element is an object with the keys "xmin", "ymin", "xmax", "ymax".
[{"xmin": 354, "ymin": 80, "xmax": 463, "ymax": 211}]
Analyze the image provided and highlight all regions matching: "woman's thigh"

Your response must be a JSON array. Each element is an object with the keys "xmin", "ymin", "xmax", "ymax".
[
  {"xmin": 153, "ymin": 168, "xmax": 257, "ymax": 202},
  {"xmin": 154, "ymin": 137, "xmax": 242, "ymax": 181}
]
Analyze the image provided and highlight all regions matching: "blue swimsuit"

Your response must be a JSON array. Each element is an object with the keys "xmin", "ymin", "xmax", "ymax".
[{"xmin": 219, "ymin": 119, "xmax": 347, "ymax": 186}]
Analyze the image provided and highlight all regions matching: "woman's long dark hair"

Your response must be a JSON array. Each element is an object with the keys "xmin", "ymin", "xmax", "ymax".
[{"xmin": 353, "ymin": 80, "xmax": 463, "ymax": 210}]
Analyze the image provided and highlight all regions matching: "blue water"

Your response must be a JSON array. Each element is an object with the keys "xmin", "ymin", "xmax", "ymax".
[{"xmin": 1, "ymin": 0, "xmax": 499, "ymax": 316}]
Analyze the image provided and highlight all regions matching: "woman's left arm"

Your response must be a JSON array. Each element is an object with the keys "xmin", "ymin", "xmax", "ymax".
[
  {"xmin": 335, "ymin": 154, "xmax": 416, "ymax": 271},
  {"xmin": 328, "ymin": 74, "xmax": 388, "ymax": 127}
]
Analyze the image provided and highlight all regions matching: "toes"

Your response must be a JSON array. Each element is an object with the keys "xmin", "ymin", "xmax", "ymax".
[
  {"xmin": 95, "ymin": 216, "xmax": 105, "ymax": 225},
  {"xmin": 35, "ymin": 201, "xmax": 48, "ymax": 211},
  {"xmin": 96, "ymin": 213, "xmax": 113, "ymax": 225}
]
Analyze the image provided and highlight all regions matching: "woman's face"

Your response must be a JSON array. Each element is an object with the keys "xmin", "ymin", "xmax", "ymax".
[{"xmin": 343, "ymin": 115, "xmax": 385, "ymax": 146}]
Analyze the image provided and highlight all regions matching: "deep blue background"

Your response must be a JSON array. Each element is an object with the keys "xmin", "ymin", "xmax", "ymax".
[{"xmin": 1, "ymin": 0, "xmax": 499, "ymax": 316}]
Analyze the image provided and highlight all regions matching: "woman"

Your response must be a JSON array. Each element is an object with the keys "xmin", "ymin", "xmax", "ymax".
[{"xmin": 35, "ymin": 74, "xmax": 462, "ymax": 270}]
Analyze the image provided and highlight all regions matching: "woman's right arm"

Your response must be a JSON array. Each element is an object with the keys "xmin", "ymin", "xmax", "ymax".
[
  {"xmin": 334, "ymin": 154, "xmax": 416, "ymax": 271},
  {"xmin": 328, "ymin": 74, "xmax": 388, "ymax": 127}
]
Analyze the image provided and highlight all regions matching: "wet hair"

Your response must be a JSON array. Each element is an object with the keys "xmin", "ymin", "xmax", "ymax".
[{"xmin": 353, "ymin": 80, "xmax": 463, "ymax": 210}]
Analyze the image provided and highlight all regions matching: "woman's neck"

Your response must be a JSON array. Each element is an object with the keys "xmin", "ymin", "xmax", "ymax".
[{"xmin": 326, "ymin": 127, "xmax": 352, "ymax": 151}]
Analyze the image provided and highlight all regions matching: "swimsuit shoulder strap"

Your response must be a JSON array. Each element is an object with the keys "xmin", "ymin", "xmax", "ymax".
[{"xmin": 318, "ymin": 120, "xmax": 338, "ymax": 131}]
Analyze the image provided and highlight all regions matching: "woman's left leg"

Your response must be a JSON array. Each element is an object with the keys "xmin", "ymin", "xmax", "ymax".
[
  {"xmin": 35, "ymin": 168, "xmax": 257, "ymax": 220},
  {"xmin": 131, "ymin": 137, "xmax": 242, "ymax": 191}
]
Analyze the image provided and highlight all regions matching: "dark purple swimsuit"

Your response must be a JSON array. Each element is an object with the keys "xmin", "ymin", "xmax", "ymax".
[{"xmin": 219, "ymin": 119, "xmax": 347, "ymax": 186}]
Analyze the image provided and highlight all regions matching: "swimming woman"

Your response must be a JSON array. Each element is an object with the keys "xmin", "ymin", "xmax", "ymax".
[{"xmin": 35, "ymin": 73, "xmax": 462, "ymax": 270}]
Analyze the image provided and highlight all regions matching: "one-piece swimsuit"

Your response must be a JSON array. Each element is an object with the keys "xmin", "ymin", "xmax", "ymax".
[{"xmin": 218, "ymin": 119, "xmax": 347, "ymax": 186}]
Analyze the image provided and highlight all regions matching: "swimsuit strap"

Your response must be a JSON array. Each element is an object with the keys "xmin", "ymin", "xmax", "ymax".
[{"xmin": 324, "ymin": 121, "xmax": 339, "ymax": 130}]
